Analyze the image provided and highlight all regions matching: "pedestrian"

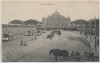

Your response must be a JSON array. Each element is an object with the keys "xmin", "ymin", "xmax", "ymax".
[
  {"xmin": 24, "ymin": 32, "xmax": 25, "ymax": 35},
  {"xmin": 86, "ymin": 35, "xmax": 88, "ymax": 39},
  {"xmin": 80, "ymin": 31, "xmax": 82, "ymax": 34},
  {"xmin": 71, "ymin": 51, "xmax": 75, "ymax": 61},
  {"xmin": 21, "ymin": 40, "xmax": 23, "ymax": 46},
  {"xmin": 84, "ymin": 52, "xmax": 88, "ymax": 57},
  {"xmin": 97, "ymin": 39, "xmax": 99, "ymax": 45},
  {"xmin": 75, "ymin": 51, "xmax": 81, "ymax": 61},
  {"xmin": 35, "ymin": 37, "xmax": 37, "ymax": 40},
  {"xmin": 24, "ymin": 41, "xmax": 27, "ymax": 46},
  {"xmin": 75, "ymin": 51, "xmax": 80, "ymax": 56}
]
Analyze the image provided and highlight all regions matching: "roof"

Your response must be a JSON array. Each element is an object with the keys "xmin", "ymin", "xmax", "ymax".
[{"xmin": 43, "ymin": 11, "xmax": 71, "ymax": 21}]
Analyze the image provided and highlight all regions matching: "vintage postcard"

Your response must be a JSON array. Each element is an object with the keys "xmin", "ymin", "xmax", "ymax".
[{"xmin": 2, "ymin": 0, "xmax": 99, "ymax": 62}]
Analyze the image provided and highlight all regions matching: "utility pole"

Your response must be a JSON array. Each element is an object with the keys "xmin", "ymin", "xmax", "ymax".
[
  {"xmin": 7, "ymin": 24, "xmax": 9, "ymax": 33},
  {"xmin": 95, "ymin": 16, "xmax": 97, "ymax": 51},
  {"xmin": 90, "ymin": 19, "xmax": 92, "ymax": 42}
]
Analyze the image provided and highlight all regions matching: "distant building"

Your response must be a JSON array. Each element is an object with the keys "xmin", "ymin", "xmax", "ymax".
[{"xmin": 42, "ymin": 10, "xmax": 71, "ymax": 30}]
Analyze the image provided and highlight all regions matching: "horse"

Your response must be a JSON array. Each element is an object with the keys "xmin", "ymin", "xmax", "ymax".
[
  {"xmin": 61, "ymin": 50, "xmax": 69, "ymax": 61},
  {"xmin": 49, "ymin": 49, "xmax": 69, "ymax": 61},
  {"xmin": 54, "ymin": 49, "xmax": 62, "ymax": 61},
  {"xmin": 49, "ymin": 48, "xmax": 55, "ymax": 55},
  {"xmin": 49, "ymin": 49, "xmax": 62, "ymax": 61}
]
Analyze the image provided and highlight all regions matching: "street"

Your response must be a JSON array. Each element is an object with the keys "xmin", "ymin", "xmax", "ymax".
[{"xmin": 2, "ymin": 30, "xmax": 92, "ymax": 62}]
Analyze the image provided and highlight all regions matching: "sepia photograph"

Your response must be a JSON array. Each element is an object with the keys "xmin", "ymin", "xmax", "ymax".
[{"xmin": 2, "ymin": 0, "xmax": 99, "ymax": 62}]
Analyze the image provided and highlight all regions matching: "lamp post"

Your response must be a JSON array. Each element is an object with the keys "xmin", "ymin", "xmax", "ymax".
[{"xmin": 18, "ymin": 24, "xmax": 20, "ymax": 36}]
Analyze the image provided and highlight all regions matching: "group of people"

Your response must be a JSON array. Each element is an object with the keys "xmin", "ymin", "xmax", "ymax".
[
  {"xmin": 21, "ymin": 40, "xmax": 27, "ymax": 46},
  {"xmin": 32, "ymin": 37, "xmax": 37, "ymax": 40},
  {"xmin": 49, "ymin": 48, "xmax": 81, "ymax": 61}
]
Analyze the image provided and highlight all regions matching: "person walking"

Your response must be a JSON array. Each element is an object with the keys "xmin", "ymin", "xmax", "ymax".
[
  {"xmin": 86, "ymin": 34, "xmax": 88, "ymax": 39},
  {"xmin": 71, "ymin": 51, "xmax": 75, "ymax": 61},
  {"xmin": 75, "ymin": 51, "xmax": 81, "ymax": 61},
  {"xmin": 24, "ymin": 41, "xmax": 27, "ymax": 46},
  {"xmin": 35, "ymin": 37, "xmax": 37, "ymax": 40},
  {"xmin": 21, "ymin": 40, "xmax": 23, "ymax": 46}
]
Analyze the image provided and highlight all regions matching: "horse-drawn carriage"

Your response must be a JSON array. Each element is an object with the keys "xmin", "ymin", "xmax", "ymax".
[
  {"xmin": 49, "ymin": 49, "xmax": 98, "ymax": 61},
  {"xmin": 47, "ymin": 30, "xmax": 61, "ymax": 39},
  {"xmin": 47, "ymin": 32, "xmax": 55, "ymax": 39},
  {"xmin": 2, "ymin": 33, "xmax": 13, "ymax": 41}
]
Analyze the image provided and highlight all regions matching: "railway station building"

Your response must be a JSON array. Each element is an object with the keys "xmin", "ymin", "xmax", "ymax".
[{"xmin": 40, "ymin": 10, "xmax": 76, "ymax": 30}]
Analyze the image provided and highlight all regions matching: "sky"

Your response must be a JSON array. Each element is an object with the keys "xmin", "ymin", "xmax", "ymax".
[{"xmin": 2, "ymin": 0, "xmax": 99, "ymax": 24}]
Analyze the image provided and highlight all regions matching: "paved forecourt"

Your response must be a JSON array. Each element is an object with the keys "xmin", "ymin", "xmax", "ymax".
[{"xmin": 13, "ymin": 30, "xmax": 91, "ymax": 62}]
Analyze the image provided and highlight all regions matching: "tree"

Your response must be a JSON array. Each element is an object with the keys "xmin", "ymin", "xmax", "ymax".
[
  {"xmin": 9, "ymin": 20, "xmax": 23, "ymax": 24},
  {"xmin": 71, "ymin": 19, "xmax": 88, "ymax": 25},
  {"xmin": 24, "ymin": 19, "xmax": 40, "ymax": 25}
]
